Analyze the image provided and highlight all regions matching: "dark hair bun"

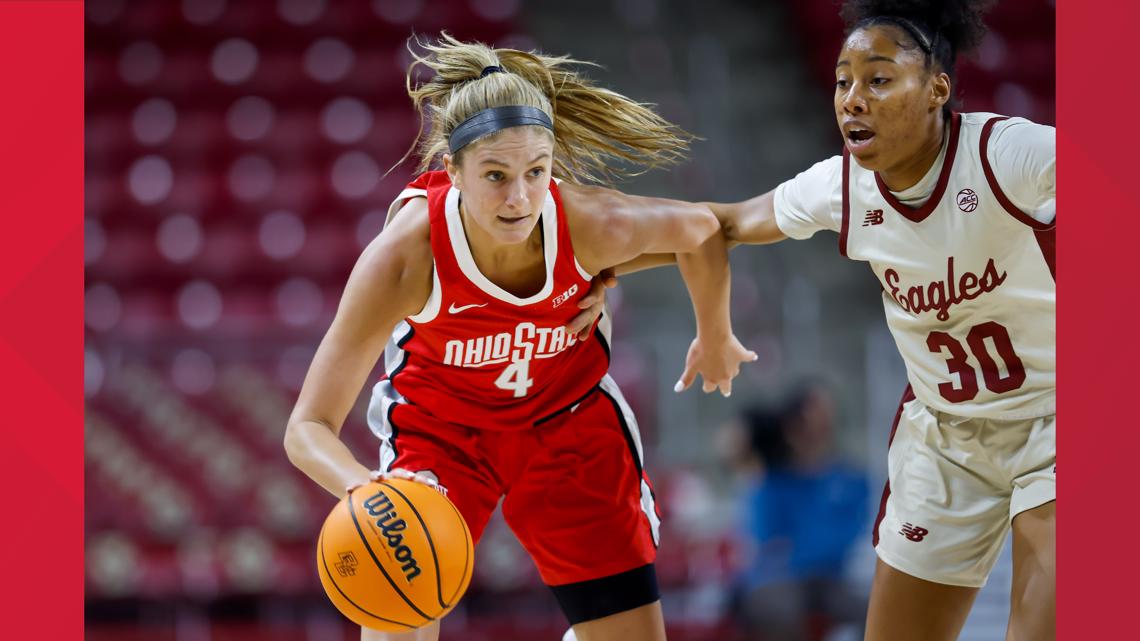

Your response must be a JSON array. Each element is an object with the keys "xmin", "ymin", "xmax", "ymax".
[{"xmin": 841, "ymin": 0, "xmax": 993, "ymax": 57}]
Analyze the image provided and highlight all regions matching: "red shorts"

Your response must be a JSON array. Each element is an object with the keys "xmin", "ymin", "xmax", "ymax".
[{"xmin": 370, "ymin": 375, "xmax": 660, "ymax": 588}]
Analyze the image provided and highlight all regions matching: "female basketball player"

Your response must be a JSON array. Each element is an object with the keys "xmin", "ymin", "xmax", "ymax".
[
  {"xmin": 284, "ymin": 34, "xmax": 755, "ymax": 641},
  {"xmin": 691, "ymin": 1, "xmax": 1056, "ymax": 639}
]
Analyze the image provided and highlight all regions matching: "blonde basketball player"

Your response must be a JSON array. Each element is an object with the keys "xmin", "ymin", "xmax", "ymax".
[
  {"xmin": 656, "ymin": 0, "xmax": 1055, "ymax": 639},
  {"xmin": 284, "ymin": 34, "xmax": 755, "ymax": 641}
]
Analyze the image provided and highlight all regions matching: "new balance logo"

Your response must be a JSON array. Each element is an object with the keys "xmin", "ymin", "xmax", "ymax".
[
  {"xmin": 899, "ymin": 523, "xmax": 929, "ymax": 542},
  {"xmin": 862, "ymin": 209, "xmax": 884, "ymax": 226},
  {"xmin": 448, "ymin": 302, "xmax": 488, "ymax": 314},
  {"xmin": 552, "ymin": 284, "xmax": 579, "ymax": 309}
]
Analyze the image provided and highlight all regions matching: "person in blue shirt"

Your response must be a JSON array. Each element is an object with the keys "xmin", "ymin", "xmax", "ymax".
[{"xmin": 728, "ymin": 382, "xmax": 870, "ymax": 641}]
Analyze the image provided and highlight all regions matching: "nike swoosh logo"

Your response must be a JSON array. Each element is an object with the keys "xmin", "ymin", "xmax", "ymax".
[{"xmin": 448, "ymin": 302, "xmax": 488, "ymax": 314}]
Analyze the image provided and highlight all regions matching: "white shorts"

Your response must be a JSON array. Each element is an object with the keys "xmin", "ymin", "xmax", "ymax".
[{"xmin": 873, "ymin": 387, "xmax": 1055, "ymax": 588}]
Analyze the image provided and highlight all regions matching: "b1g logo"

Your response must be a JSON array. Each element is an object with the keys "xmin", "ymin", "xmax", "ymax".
[
  {"xmin": 957, "ymin": 188, "xmax": 979, "ymax": 212},
  {"xmin": 551, "ymin": 284, "xmax": 579, "ymax": 309}
]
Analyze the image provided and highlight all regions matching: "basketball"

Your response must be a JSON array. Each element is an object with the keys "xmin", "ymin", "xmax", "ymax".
[{"xmin": 316, "ymin": 479, "xmax": 474, "ymax": 631}]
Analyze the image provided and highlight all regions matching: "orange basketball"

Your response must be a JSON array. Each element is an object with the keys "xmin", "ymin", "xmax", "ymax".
[{"xmin": 316, "ymin": 479, "xmax": 474, "ymax": 631}]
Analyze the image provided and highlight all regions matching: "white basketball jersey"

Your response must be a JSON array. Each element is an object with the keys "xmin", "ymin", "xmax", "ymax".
[{"xmin": 840, "ymin": 112, "xmax": 1055, "ymax": 420}]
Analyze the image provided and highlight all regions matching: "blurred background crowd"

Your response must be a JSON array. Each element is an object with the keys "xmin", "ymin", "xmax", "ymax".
[{"xmin": 83, "ymin": 1, "xmax": 1054, "ymax": 639}]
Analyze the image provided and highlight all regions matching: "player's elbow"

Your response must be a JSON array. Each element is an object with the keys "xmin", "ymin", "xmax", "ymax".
[
  {"xmin": 706, "ymin": 201, "xmax": 745, "ymax": 243},
  {"xmin": 283, "ymin": 419, "xmax": 322, "ymax": 471},
  {"xmin": 675, "ymin": 206, "xmax": 720, "ymax": 252},
  {"xmin": 283, "ymin": 421, "xmax": 306, "ymax": 468}
]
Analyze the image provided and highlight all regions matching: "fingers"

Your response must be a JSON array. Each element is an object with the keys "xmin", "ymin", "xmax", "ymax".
[
  {"xmin": 674, "ymin": 365, "xmax": 697, "ymax": 393},
  {"xmin": 565, "ymin": 305, "xmax": 600, "ymax": 339},
  {"xmin": 718, "ymin": 380, "xmax": 732, "ymax": 398},
  {"xmin": 567, "ymin": 278, "xmax": 608, "ymax": 338},
  {"xmin": 598, "ymin": 267, "xmax": 618, "ymax": 288},
  {"xmin": 384, "ymin": 468, "xmax": 441, "ymax": 489},
  {"xmin": 576, "ymin": 290, "xmax": 602, "ymax": 310}
]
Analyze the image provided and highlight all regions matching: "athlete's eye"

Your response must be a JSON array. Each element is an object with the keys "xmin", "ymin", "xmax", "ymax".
[
  {"xmin": 835, "ymin": 78, "xmax": 849, "ymax": 89},
  {"xmin": 871, "ymin": 77, "xmax": 891, "ymax": 86},
  {"xmin": 528, "ymin": 167, "xmax": 545, "ymax": 178},
  {"xmin": 485, "ymin": 171, "xmax": 503, "ymax": 182}
]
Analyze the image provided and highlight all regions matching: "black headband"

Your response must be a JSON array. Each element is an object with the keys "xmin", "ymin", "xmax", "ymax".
[
  {"xmin": 447, "ymin": 105, "xmax": 554, "ymax": 154},
  {"xmin": 891, "ymin": 17, "xmax": 933, "ymax": 53}
]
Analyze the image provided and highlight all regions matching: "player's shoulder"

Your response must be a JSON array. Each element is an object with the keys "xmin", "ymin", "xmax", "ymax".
[
  {"xmin": 557, "ymin": 181, "xmax": 636, "ymax": 274},
  {"xmin": 362, "ymin": 194, "xmax": 432, "ymax": 281},
  {"xmin": 557, "ymin": 180, "xmax": 624, "ymax": 214},
  {"xmin": 783, "ymin": 153, "xmax": 844, "ymax": 191},
  {"xmin": 961, "ymin": 111, "xmax": 1054, "ymax": 137},
  {"xmin": 558, "ymin": 181, "xmax": 632, "ymax": 236}
]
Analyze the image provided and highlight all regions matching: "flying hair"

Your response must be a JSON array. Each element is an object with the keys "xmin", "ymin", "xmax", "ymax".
[{"xmin": 399, "ymin": 32, "xmax": 692, "ymax": 185}]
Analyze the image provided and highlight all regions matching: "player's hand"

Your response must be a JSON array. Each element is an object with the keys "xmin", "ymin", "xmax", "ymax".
[
  {"xmin": 345, "ymin": 468, "xmax": 441, "ymax": 495},
  {"xmin": 673, "ymin": 334, "xmax": 758, "ymax": 397},
  {"xmin": 565, "ymin": 268, "xmax": 618, "ymax": 340}
]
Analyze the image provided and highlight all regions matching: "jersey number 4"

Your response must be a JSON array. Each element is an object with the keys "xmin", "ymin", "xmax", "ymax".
[
  {"xmin": 494, "ymin": 360, "xmax": 534, "ymax": 398},
  {"xmin": 927, "ymin": 321, "xmax": 1026, "ymax": 403}
]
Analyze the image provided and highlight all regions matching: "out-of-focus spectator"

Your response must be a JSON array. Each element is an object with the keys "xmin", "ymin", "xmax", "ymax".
[{"xmin": 723, "ymin": 381, "xmax": 870, "ymax": 641}]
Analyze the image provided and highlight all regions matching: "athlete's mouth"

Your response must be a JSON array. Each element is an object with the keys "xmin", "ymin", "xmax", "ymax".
[
  {"xmin": 846, "ymin": 129, "xmax": 875, "ymax": 143},
  {"xmin": 497, "ymin": 214, "xmax": 529, "ymax": 225}
]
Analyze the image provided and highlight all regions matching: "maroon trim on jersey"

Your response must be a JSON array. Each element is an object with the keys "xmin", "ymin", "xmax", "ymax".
[
  {"xmin": 839, "ymin": 149, "xmax": 851, "ymax": 257},
  {"xmin": 872, "ymin": 385, "xmax": 916, "ymax": 548},
  {"xmin": 874, "ymin": 112, "xmax": 963, "ymax": 224},
  {"xmin": 979, "ymin": 116, "xmax": 1055, "ymax": 232},
  {"xmin": 1035, "ymin": 228, "xmax": 1056, "ymax": 281}
]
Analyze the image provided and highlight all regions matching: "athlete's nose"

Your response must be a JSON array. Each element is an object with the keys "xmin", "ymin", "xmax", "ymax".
[
  {"xmin": 504, "ymin": 176, "xmax": 528, "ymax": 211},
  {"xmin": 842, "ymin": 84, "xmax": 868, "ymax": 115}
]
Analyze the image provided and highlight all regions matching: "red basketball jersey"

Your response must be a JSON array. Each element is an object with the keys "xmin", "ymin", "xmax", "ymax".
[{"xmin": 378, "ymin": 171, "xmax": 611, "ymax": 430}]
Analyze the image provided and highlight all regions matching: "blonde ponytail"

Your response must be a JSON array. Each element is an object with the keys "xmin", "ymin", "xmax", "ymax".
[{"xmin": 402, "ymin": 32, "xmax": 692, "ymax": 184}]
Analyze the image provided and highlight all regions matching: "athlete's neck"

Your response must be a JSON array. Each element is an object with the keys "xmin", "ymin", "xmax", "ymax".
[
  {"xmin": 459, "ymin": 201, "xmax": 545, "ymax": 284},
  {"xmin": 878, "ymin": 116, "xmax": 948, "ymax": 192}
]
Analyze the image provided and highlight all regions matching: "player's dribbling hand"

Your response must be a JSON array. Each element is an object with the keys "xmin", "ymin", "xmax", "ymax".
[
  {"xmin": 673, "ymin": 334, "xmax": 758, "ymax": 397},
  {"xmin": 565, "ymin": 268, "xmax": 618, "ymax": 340},
  {"xmin": 345, "ymin": 468, "xmax": 442, "ymax": 495}
]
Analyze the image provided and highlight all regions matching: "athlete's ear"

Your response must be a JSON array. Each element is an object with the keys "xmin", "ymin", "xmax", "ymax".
[
  {"xmin": 930, "ymin": 72, "xmax": 951, "ymax": 112},
  {"xmin": 442, "ymin": 153, "xmax": 462, "ymax": 191}
]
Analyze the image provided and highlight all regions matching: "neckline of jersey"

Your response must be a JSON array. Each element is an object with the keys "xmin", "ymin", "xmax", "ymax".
[
  {"xmin": 873, "ymin": 111, "xmax": 963, "ymax": 224},
  {"xmin": 443, "ymin": 185, "xmax": 558, "ymax": 306}
]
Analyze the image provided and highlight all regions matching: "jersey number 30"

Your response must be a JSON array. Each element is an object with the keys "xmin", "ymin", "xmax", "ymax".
[
  {"xmin": 495, "ymin": 360, "xmax": 534, "ymax": 398},
  {"xmin": 927, "ymin": 321, "xmax": 1026, "ymax": 403}
]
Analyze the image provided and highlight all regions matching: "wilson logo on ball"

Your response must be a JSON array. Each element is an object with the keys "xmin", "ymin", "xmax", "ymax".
[{"xmin": 363, "ymin": 490, "xmax": 423, "ymax": 582}]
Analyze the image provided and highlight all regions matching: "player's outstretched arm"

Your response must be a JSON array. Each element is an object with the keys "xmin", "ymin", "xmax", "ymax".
[
  {"xmin": 560, "ymin": 182, "xmax": 721, "ymax": 266},
  {"xmin": 284, "ymin": 199, "xmax": 433, "ymax": 498},
  {"xmin": 704, "ymin": 189, "xmax": 788, "ymax": 246},
  {"xmin": 604, "ymin": 188, "xmax": 788, "ymax": 275}
]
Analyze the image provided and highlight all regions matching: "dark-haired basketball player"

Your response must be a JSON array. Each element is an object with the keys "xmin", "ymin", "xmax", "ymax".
[{"xmin": 677, "ymin": 1, "xmax": 1055, "ymax": 638}]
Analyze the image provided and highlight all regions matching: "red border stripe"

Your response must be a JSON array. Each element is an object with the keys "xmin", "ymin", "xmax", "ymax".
[{"xmin": 0, "ymin": 2, "xmax": 84, "ymax": 639}]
